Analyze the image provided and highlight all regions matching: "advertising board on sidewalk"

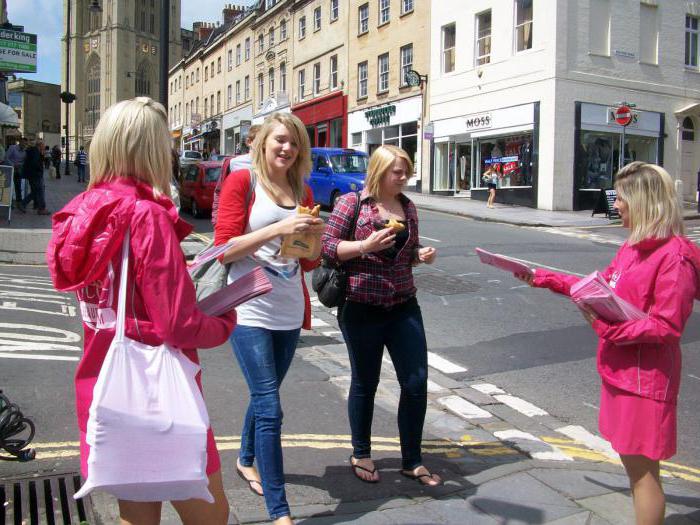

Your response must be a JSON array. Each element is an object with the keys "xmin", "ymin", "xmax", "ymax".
[{"xmin": 0, "ymin": 29, "xmax": 37, "ymax": 73}]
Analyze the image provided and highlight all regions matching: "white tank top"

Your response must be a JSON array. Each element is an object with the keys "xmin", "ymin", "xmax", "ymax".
[{"xmin": 227, "ymin": 184, "xmax": 304, "ymax": 330}]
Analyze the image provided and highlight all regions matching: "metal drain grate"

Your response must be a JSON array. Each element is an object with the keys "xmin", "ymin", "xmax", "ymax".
[
  {"xmin": 414, "ymin": 273, "xmax": 481, "ymax": 296},
  {"xmin": 1, "ymin": 472, "xmax": 95, "ymax": 525}
]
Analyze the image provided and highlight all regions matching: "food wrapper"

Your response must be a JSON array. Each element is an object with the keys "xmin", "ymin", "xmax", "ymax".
[
  {"xmin": 385, "ymin": 218, "xmax": 405, "ymax": 232},
  {"xmin": 280, "ymin": 205, "xmax": 321, "ymax": 259}
]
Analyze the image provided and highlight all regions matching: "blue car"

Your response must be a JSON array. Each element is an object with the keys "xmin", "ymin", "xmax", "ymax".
[{"xmin": 308, "ymin": 148, "xmax": 369, "ymax": 209}]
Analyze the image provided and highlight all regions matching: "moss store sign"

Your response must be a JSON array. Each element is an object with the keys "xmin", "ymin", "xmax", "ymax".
[
  {"xmin": 365, "ymin": 105, "xmax": 396, "ymax": 127},
  {"xmin": 464, "ymin": 112, "xmax": 492, "ymax": 131}
]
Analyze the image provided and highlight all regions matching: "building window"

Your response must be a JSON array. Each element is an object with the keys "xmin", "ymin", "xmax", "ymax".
[
  {"xmin": 314, "ymin": 7, "xmax": 322, "ymax": 31},
  {"xmin": 244, "ymin": 75, "xmax": 250, "ymax": 100},
  {"xmin": 135, "ymin": 62, "xmax": 152, "ymax": 96},
  {"xmin": 313, "ymin": 62, "xmax": 321, "ymax": 94},
  {"xmin": 258, "ymin": 73, "xmax": 264, "ymax": 102},
  {"xmin": 686, "ymin": 15, "xmax": 699, "ymax": 68},
  {"xmin": 358, "ymin": 61, "xmax": 368, "ymax": 98},
  {"xmin": 682, "ymin": 117, "xmax": 695, "ymax": 141},
  {"xmin": 378, "ymin": 0, "xmax": 390, "ymax": 25},
  {"xmin": 442, "ymin": 23, "xmax": 456, "ymax": 73},
  {"xmin": 217, "ymin": 91, "xmax": 221, "ymax": 114},
  {"xmin": 514, "ymin": 0, "xmax": 533, "ymax": 52},
  {"xmin": 400, "ymin": 44, "xmax": 413, "ymax": 86},
  {"xmin": 280, "ymin": 19, "xmax": 287, "ymax": 40},
  {"xmin": 269, "ymin": 67, "xmax": 275, "ymax": 95},
  {"xmin": 258, "ymin": 33, "xmax": 264, "ymax": 54},
  {"xmin": 149, "ymin": 13, "xmax": 155, "ymax": 34},
  {"xmin": 298, "ymin": 69, "xmax": 306, "ymax": 98},
  {"xmin": 401, "ymin": 0, "xmax": 413, "ymax": 15},
  {"xmin": 269, "ymin": 26, "xmax": 275, "ymax": 47},
  {"xmin": 86, "ymin": 57, "xmax": 101, "ymax": 130},
  {"xmin": 235, "ymin": 81, "xmax": 240, "ymax": 104},
  {"xmin": 330, "ymin": 0, "xmax": 339, "ymax": 21},
  {"xmin": 185, "ymin": 102, "xmax": 189, "ymax": 121},
  {"xmin": 228, "ymin": 49, "xmax": 233, "ymax": 70},
  {"xmin": 329, "ymin": 55, "xmax": 338, "ymax": 89},
  {"xmin": 195, "ymin": 97, "xmax": 199, "ymax": 114},
  {"xmin": 589, "ymin": 0, "xmax": 611, "ymax": 56},
  {"xmin": 204, "ymin": 66, "xmax": 208, "ymax": 81},
  {"xmin": 475, "ymin": 10, "xmax": 492, "ymax": 65},
  {"xmin": 378, "ymin": 53, "xmax": 389, "ymax": 92},
  {"xmin": 359, "ymin": 3, "xmax": 369, "ymax": 34},
  {"xmin": 639, "ymin": 4, "xmax": 658, "ymax": 64},
  {"xmin": 245, "ymin": 37, "xmax": 250, "ymax": 60},
  {"xmin": 217, "ymin": 57, "xmax": 221, "ymax": 74},
  {"xmin": 227, "ymin": 84, "xmax": 232, "ymax": 107},
  {"xmin": 236, "ymin": 44, "xmax": 241, "ymax": 66},
  {"xmin": 299, "ymin": 16, "xmax": 306, "ymax": 39},
  {"xmin": 280, "ymin": 61, "xmax": 287, "ymax": 92}
]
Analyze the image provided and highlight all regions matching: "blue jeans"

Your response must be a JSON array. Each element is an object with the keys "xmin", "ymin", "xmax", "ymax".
[
  {"xmin": 230, "ymin": 325, "xmax": 300, "ymax": 520},
  {"xmin": 77, "ymin": 164, "xmax": 86, "ymax": 182},
  {"xmin": 338, "ymin": 297, "xmax": 428, "ymax": 470},
  {"xmin": 22, "ymin": 175, "xmax": 46, "ymax": 210}
]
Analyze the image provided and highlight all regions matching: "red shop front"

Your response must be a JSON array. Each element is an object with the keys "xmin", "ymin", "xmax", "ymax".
[{"xmin": 292, "ymin": 91, "xmax": 347, "ymax": 148}]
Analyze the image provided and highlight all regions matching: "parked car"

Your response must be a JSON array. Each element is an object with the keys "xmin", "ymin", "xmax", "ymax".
[
  {"xmin": 180, "ymin": 150, "xmax": 203, "ymax": 164},
  {"xmin": 179, "ymin": 160, "xmax": 223, "ymax": 218},
  {"xmin": 308, "ymin": 148, "xmax": 369, "ymax": 209}
]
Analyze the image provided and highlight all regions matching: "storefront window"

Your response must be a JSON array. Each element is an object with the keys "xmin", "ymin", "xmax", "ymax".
[
  {"xmin": 434, "ymin": 142, "xmax": 455, "ymax": 191},
  {"xmin": 577, "ymin": 131, "xmax": 657, "ymax": 190},
  {"xmin": 330, "ymin": 118, "xmax": 343, "ymax": 147},
  {"xmin": 475, "ymin": 133, "xmax": 533, "ymax": 188}
]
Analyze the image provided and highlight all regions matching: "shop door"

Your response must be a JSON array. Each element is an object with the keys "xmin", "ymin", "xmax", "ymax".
[
  {"xmin": 680, "ymin": 118, "xmax": 697, "ymax": 201},
  {"xmin": 317, "ymin": 123, "xmax": 328, "ymax": 148},
  {"xmin": 455, "ymin": 143, "xmax": 471, "ymax": 192}
]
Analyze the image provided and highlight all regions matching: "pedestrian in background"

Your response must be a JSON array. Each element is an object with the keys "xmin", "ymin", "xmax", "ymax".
[
  {"xmin": 43, "ymin": 145, "xmax": 51, "ymax": 170},
  {"xmin": 211, "ymin": 124, "xmax": 261, "ymax": 226},
  {"xmin": 18, "ymin": 139, "xmax": 49, "ymax": 215},
  {"xmin": 47, "ymin": 97, "xmax": 237, "ymax": 525},
  {"xmin": 517, "ymin": 162, "xmax": 700, "ymax": 525},
  {"xmin": 482, "ymin": 166, "xmax": 498, "ymax": 208},
  {"xmin": 321, "ymin": 145, "xmax": 441, "ymax": 487},
  {"xmin": 7, "ymin": 137, "xmax": 27, "ymax": 204},
  {"xmin": 51, "ymin": 145, "xmax": 62, "ymax": 179},
  {"xmin": 75, "ymin": 145, "xmax": 88, "ymax": 183},
  {"xmin": 214, "ymin": 113, "xmax": 323, "ymax": 525}
]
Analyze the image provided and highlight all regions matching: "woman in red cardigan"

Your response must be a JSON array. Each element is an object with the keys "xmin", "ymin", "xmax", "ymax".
[{"xmin": 214, "ymin": 113, "xmax": 323, "ymax": 525}]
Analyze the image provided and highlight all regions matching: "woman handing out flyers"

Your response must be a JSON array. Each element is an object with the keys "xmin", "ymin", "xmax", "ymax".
[{"xmin": 516, "ymin": 162, "xmax": 700, "ymax": 525}]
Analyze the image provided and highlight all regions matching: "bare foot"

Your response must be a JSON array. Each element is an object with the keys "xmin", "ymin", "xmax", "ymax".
[
  {"xmin": 350, "ymin": 456, "xmax": 380, "ymax": 483},
  {"xmin": 236, "ymin": 458, "xmax": 263, "ymax": 496},
  {"xmin": 273, "ymin": 516, "xmax": 294, "ymax": 525},
  {"xmin": 401, "ymin": 465, "xmax": 442, "ymax": 486}
]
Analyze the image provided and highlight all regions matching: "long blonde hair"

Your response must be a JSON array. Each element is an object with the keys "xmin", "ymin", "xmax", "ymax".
[
  {"xmin": 364, "ymin": 145, "xmax": 413, "ymax": 199},
  {"xmin": 251, "ymin": 113, "xmax": 311, "ymax": 203},
  {"xmin": 615, "ymin": 161, "xmax": 684, "ymax": 244},
  {"xmin": 88, "ymin": 97, "xmax": 171, "ymax": 197}
]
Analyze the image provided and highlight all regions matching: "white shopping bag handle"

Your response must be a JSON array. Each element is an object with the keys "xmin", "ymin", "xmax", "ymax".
[{"xmin": 115, "ymin": 229, "xmax": 130, "ymax": 343}]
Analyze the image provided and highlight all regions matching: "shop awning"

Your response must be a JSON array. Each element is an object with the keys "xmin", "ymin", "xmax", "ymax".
[
  {"xmin": 0, "ymin": 103, "xmax": 20, "ymax": 128},
  {"xmin": 675, "ymin": 103, "xmax": 700, "ymax": 116}
]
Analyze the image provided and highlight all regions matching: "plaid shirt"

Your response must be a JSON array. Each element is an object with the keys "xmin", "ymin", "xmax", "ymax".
[{"xmin": 321, "ymin": 190, "xmax": 419, "ymax": 307}]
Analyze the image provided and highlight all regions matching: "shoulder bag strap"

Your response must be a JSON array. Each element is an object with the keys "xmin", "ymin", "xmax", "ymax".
[
  {"xmin": 348, "ymin": 191, "xmax": 361, "ymax": 241},
  {"xmin": 115, "ymin": 229, "xmax": 130, "ymax": 343}
]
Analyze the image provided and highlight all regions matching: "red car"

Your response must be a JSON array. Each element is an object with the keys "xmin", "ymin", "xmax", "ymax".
[{"xmin": 179, "ymin": 160, "xmax": 223, "ymax": 218}]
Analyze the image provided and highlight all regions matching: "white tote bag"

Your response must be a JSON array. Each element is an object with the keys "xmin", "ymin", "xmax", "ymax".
[{"xmin": 74, "ymin": 230, "xmax": 213, "ymax": 503}]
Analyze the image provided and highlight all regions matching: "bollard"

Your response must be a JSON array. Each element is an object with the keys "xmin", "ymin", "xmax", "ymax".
[{"xmin": 675, "ymin": 179, "xmax": 684, "ymax": 208}]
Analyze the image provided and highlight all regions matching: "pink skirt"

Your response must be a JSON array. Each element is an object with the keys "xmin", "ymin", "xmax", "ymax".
[{"xmin": 599, "ymin": 381, "xmax": 677, "ymax": 461}]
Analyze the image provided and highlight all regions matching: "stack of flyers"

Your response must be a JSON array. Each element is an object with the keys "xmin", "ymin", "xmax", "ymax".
[
  {"xmin": 570, "ymin": 271, "xmax": 646, "ymax": 322},
  {"xmin": 475, "ymin": 248, "xmax": 533, "ymax": 277},
  {"xmin": 188, "ymin": 239, "xmax": 236, "ymax": 275},
  {"xmin": 197, "ymin": 266, "xmax": 273, "ymax": 316}
]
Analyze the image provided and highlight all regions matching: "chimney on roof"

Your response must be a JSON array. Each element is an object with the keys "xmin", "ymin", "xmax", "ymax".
[
  {"xmin": 222, "ymin": 4, "xmax": 246, "ymax": 25},
  {"xmin": 193, "ymin": 21, "xmax": 214, "ymax": 41}
]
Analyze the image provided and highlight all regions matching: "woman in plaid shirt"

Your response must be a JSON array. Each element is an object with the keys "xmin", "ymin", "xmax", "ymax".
[{"xmin": 321, "ymin": 145, "xmax": 440, "ymax": 486}]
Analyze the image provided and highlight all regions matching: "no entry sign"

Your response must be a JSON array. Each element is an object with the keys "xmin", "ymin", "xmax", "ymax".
[{"xmin": 614, "ymin": 105, "xmax": 633, "ymax": 127}]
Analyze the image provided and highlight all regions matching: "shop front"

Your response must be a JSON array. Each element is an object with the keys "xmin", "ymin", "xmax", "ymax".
[
  {"xmin": 573, "ymin": 102, "xmax": 664, "ymax": 210},
  {"xmin": 347, "ymin": 95, "xmax": 421, "ymax": 174},
  {"xmin": 432, "ymin": 102, "xmax": 539, "ymax": 207},
  {"xmin": 183, "ymin": 125, "xmax": 202, "ymax": 153},
  {"xmin": 222, "ymin": 105, "xmax": 253, "ymax": 155},
  {"xmin": 292, "ymin": 91, "xmax": 347, "ymax": 148}
]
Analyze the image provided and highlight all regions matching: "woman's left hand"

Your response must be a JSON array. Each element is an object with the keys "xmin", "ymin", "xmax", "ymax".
[
  {"xmin": 580, "ymin": 306, "xmax": 598, "ymax": 326},
  {"xmin": 418, "ymin": 246, "xmax": 437, "ymax": 264}
]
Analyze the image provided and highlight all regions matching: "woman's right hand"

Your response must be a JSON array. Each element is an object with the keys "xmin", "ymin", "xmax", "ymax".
[
  {"xmin": 275, "ymin": 214, "xmax": 324, "ymax": 236},
  {"xmin": 514, "ymin": 270, "xmax": 535, "ymax": 286},
  {"xmin": 362, "ymin": 227, "xmax": 396, "ymax": 253}
]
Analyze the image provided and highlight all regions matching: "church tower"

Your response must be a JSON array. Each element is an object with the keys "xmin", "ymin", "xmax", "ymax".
[{"xmin": 62, "ymin": 0, "xmax": 182, "ymax": 151}]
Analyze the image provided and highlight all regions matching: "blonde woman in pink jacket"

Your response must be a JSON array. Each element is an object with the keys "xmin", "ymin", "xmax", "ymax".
[{"xmin": 518, "ymin": 162, "xmax": 700, "ymax": 525}]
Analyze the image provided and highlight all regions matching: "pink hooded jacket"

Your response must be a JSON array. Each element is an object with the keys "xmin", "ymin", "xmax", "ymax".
[
  {"xmin": 47, "ymin": 178, "xmax": 236, "ymax": 439},
  {"xmin": 533, "ymin": 236, "xmax": 700, "ymax": 401}
]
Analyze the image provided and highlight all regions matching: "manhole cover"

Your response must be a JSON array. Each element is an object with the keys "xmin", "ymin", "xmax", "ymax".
[
  {"xmin": 1, "ymin": 472, "xmax": 95, "ymax": 525},
  {"xmin": 414, "ymin": 274, "xmax": 480, "ymax": 295}
]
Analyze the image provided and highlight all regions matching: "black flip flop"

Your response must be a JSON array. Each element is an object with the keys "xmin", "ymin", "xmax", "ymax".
[
  {"xmin": 236, "ymin": 466, "xmax": 264, "ymax": 496},
  {"xmin": 349, "ymin": 456, "xmax": 379, "ymax": 484},
  {"xmin": 400, "ymin": 468, "xmax": 442, "ymax": 486}
]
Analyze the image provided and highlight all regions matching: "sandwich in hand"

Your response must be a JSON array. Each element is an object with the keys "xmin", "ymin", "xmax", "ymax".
[
  {"xmin": 298, "ymin": 204, "xmax": 321, "ymax": 217},
  {"xmin": 385, "ymin": 218, "xmax": 406, "ymax": 232}
]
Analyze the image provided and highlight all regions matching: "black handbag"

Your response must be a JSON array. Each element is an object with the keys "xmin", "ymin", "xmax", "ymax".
[{"xmin": 312, "ymin": 192, "xmax": 361, "ymax": 308}]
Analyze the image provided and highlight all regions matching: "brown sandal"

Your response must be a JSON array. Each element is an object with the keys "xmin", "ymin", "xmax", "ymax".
[{"xmin": 236, "ymin": 465, "xmax": 264, "ymax": 496}]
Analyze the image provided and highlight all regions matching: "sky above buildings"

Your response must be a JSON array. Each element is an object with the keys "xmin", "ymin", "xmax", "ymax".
[{"xmin": 9, "ymin": 0, "xmax": 256, "ymax": 86}]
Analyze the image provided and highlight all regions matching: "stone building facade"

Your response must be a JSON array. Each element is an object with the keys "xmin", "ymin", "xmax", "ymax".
[{"xmin": 7, "ymin": 79, "xmax": 61, "ymax": 146}]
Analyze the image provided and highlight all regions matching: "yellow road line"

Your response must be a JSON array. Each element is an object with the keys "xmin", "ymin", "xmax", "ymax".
[{"xmin": 188, "ymin": 232, "xmax": 211, "ymax": 243}]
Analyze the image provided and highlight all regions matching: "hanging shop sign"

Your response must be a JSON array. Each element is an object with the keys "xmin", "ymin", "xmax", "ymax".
[
  {"xmin": 0, "ymin": 29, "xmax": 37, "ymax": 73},
  {"xmin": 607, "ymin": 106, "xmax": 638, "ymax": 127},
  {"xmin": 464, "ymin": 112, "xmax": 492, "ymax": 131},
  {"xmin": 364, "ymin": 105, "xmax": 396, "ymax": 127}
]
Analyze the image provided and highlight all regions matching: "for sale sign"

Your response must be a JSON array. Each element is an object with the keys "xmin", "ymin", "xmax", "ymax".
[{"xmin": 0, "ymin": 29, "xmax": 37, "ymax": 73}]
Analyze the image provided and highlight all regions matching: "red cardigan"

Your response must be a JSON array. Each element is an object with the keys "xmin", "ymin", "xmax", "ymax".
[{"xmin": 214, "ymin": 168, "xmax": 320, "ymax": 330}]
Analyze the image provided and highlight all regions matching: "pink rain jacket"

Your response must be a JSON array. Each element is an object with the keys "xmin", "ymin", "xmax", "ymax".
[
  {"xmin": 47, "ymin": 178, "xmax": 236, "ymax": 438},
  {"xmin": 533, "ymin": 236, "xmax": 700, "ymax": 402}
]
